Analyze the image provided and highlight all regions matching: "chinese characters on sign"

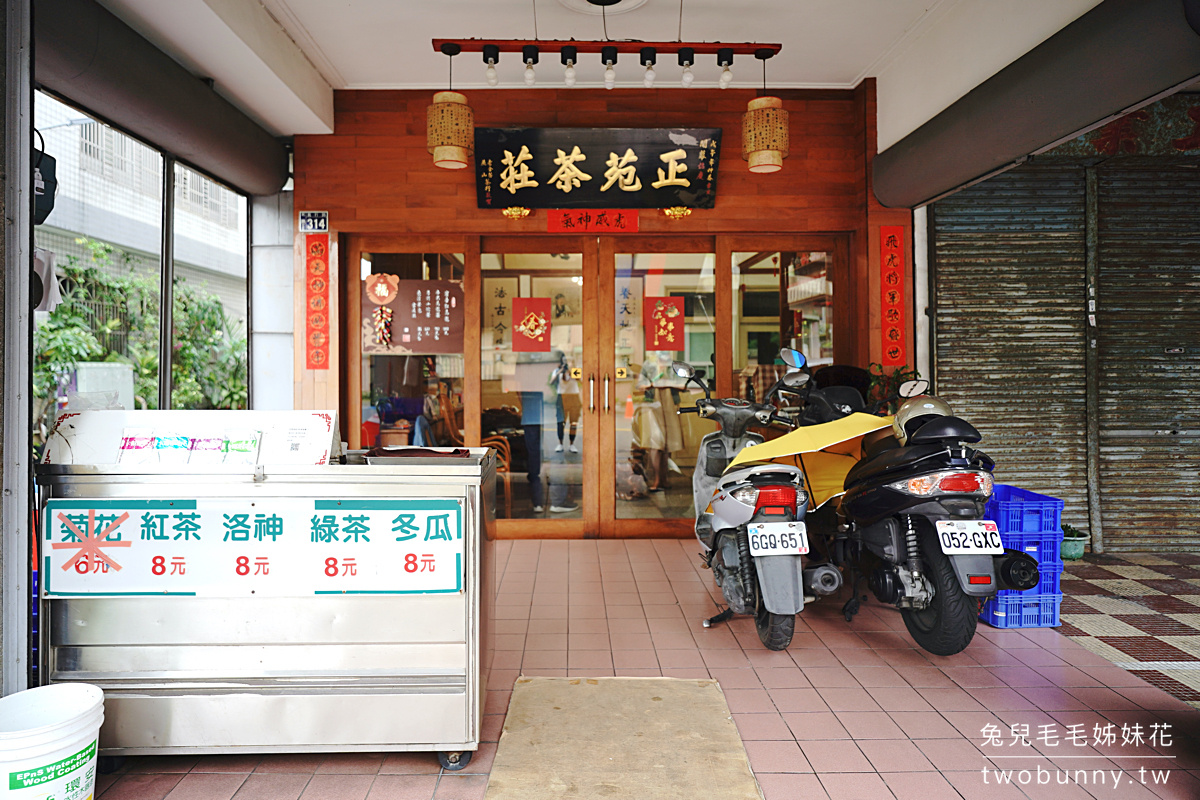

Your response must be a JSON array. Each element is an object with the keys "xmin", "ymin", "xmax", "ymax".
[
  {"xmin": 305, "ymin": 233, "xmax": 331, "ymax": 370},
  {"xmin": 511, "ymin": 297, "xmax": 551, "ymax": 353},
  {"xmin": 42, "ymin": 498, "xmax": 465, "ymax": 597},
  {"xmin": 360, "ymin": 279, "xmax": 464, "ymax": 356},
  {"xmin": 546, "ymin": 209, "xmax": 640, "ymax": 233},
  {"xmin": 475, "ymin": 128, "xmax": 721, "ymax": 209},
  {"xmin": 644, "ymin": 297, "xmax": 685, "ymax": 352},
  {"xmin": 879, "ymin": 226, "xmax": 907, "ymax": 367}
]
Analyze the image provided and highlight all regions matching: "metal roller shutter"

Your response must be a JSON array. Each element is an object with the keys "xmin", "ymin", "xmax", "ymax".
[
  {"xmin": 1096, "ymin": 165, "xmax": 1200, "ymax": 550},
  {"xmin": 931, "ymin": 166, "xmax": 1091, "ymax": 532}
]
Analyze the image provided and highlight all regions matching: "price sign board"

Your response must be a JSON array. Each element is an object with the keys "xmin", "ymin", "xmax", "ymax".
[{"xmin": 42, "ymin": 497, "xmax": 464, "ymax": 597}]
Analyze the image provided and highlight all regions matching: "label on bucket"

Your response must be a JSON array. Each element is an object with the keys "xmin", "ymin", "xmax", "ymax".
[{"xmin": 7, "ymin": 740, "xmax": 95, "ymax": 795}]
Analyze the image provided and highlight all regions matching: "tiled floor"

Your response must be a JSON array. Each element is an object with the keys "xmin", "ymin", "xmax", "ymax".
[
  {"xmin": 1059, "ymin": 552, "xmax": 1200, "ymax": 708},
  {"xmin": 96, "ymin": 539, "xmax": 1200, "ymax": 800}
]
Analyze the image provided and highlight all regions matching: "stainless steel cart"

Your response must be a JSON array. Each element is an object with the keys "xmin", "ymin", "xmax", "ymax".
[{"xmin": 37, "ymin": 412, "xmax": 495, "ymax": 769}]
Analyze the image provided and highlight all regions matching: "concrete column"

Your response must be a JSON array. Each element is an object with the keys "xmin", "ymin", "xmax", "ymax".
[
  {"xmin": 2, "ymin": 0, "xmax": 32, "ymax": 695},
  {"xmin": 250, "ymin": 191, "xmax": 294, "ymax": 410}
]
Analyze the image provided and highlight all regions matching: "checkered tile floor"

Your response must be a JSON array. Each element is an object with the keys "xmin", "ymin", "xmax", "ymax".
[{"xmin": 1060, "ymin": 553, "xmax": 1200, "ymax": 708}]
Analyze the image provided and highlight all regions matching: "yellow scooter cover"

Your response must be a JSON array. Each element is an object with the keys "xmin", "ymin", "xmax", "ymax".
[{"xmin": 727, "ymin": 413, "xmax": 895, "ymax": 509}]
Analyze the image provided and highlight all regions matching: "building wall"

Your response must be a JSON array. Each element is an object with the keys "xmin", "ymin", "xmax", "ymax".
[{"xmin": 291, "ymin": 83, "xmax": 914, "ymax": 412}]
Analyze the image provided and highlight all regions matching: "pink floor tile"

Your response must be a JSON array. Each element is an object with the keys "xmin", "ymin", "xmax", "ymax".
[
  {"xmin": 914, "ymin": 738, "xmax": 992, "ymax": 772},
  {"xmin": 724, "ymin": 687, "xmax": 778, "ymax": 713},
  {"xmin": 297, "ymin": 774, "xmax": 374, "ymax": 800},
  {"xmin": 803, "ymin": 666, "xmax": 860, "ymax": 688},
  {"xmin": 834, "ymin": 711, "xmax": 906, "ymax": 739},
  {"xmin": 431, "ymin": 774, "xmax": 488, "ymax": 800},
  {"xmin": 867, "ymin": 686, "xmax": 935, "ymax": 712},
  {"xmin": 162, "ymin": 773, "xmax": 247, "ymax": 800},
  {"xmin": 655, "ymin": 648, "xmax": 705, "ymax": 668},
  {"xmin": 363, "ymin": 775, "xmax": 438, "ymax": 800},
  {"xmin": 769, "ymin": 687, "xmax": 831, "ymax": 713},
  {"xmin": 821, "ymin": 687, "xmax": 884, "ymax": 713},
  {"xmin": 101, "ymin": 773, "xmax": 185, "ymax": 800},
  {"xmin": 797, "ymin": 740, "xmax": 872, "ymax": 772},
  {"xmin": 744, "ymin": 739, "xmax": 813, "ymax": 772},
  {"xmin": 879, "ymin": 771, "xmax": 962, "ymax": 800},
  {"xmin": 732, "ymin": 712, "xmax": 794, "ymax": 740},
  {"xmin": 887, "ymin": 711, "xmax": 961, "ymax": 739},
  {"xmin": 967, "ymin": 687, "xmax": 1041, "ymax": 712},
  {"xmin": 708, "ymin": 667, "xmax": 763, "ymax": 689},
  {"xmin": 846, "ymin": 666, "xmax": 908, "ymax": 687},
  {"xmin": 189, "ymin": 755, "xmax": 262, "ymax": 773},
  {"xmin": 857, "ymin": 738, "xmax": 936, "ymax": 772},
  {"xmin": 312, "ymin": 756, "xmax": 382, "ymax": 777},
  {"xmin": 894, "ymin": 666, "xmax": 957, "ymax": 688},
  {"xmin": 915, "ymin": 685, "xmax": 983, "ymax": 712},
  {"xmin": 756, "ymin": 772, "xmax": 831, "ymax": 800},
  {"xmin": 230, "ymin": 773, "xmax": 312, "ymax": 800},
  {"xmin": 941, "ymin": 770, "xmax": 1028, "ymax": 799},
  {"xmin": 790, "ymin": 646, "xmax": 842, "ymax": 667},
  {"xmin": 378, "ymin": 753, "xmax": 442, "ymax": 776},
  {"xmin": 816, "ymin": 771, "xmax": 893, "ymax": 799},
  {"xmin": 700, "ymin": 648, "xmax": 753, "ymax": 669},
  {"xmin": 783, "ymin": 711, "xmax": 850, "ymax": 740}
]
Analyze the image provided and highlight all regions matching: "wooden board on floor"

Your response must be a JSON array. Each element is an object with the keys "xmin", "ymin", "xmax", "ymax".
[{"xmin": 485, "ymin": 676, "xmax": 762, "ymax": 800}]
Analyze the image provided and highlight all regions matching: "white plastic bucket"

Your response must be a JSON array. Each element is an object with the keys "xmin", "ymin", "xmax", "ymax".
[{"xmin": 0, "ymin": 684, "xmax": 104, "ymax": 800}]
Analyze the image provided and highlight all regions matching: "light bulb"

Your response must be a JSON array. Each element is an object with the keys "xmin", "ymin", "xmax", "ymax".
[
  {"xmin": 681, "ymin": 65, "xmax": 694, "ymax": 87},
  {"xmin": 643, "ymin": 65, "xmax": 656, "ymax": 88},
  {"xmin": 564, "ymin": 62, "xmax": 576, "ymax": 87},
  {"xmin": 524, "ymin": 62, "xmax": 536, "ymax": 86},
  {"xmin": 485, "ymin": 62, "xmax": 498, "ymax": 87},
  {"xmin": 718, "ymin": 66, "xmax": 733, "ymax": 89},
  {"xmin": 604, "ymin": 64, "xmax": 615, "ymax": 90}
]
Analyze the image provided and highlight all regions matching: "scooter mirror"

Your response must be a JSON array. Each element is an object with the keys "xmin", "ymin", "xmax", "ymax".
[
  {"xmin": 899, "ymin": 379, "xmax": 929, "ymax": 398},
  {"xmin": 671, "ymin": 361, "xmax": 695, "ymax": 379},
  {"xmin": 779, "ymin": 348, "xmax": 807, "ymax": 370},
  {"xmin": 783, "ymin": 371, "xmax": 810, "ymax": 387}
]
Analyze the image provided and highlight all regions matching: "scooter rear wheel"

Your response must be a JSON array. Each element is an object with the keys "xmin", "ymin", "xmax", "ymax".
[
  {"xmin": 900, "ymin": 524, "xmax": 977, "ymax": 656},
  {"xmin": 755, "ymin": 604, "xmax": 795, "ymax": 651}
]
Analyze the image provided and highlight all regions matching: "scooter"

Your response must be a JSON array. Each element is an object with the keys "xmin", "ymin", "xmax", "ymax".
[
  {"xmin": 726, "ymin": 350, "xmax": 1041, "ymax": 656},
  {"xmin": 673, "ymin": 350, "xmax": 835, "ymax": 650}
]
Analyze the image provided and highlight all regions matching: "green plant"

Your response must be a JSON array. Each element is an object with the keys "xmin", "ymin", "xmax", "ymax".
[
  {"xmin": 32, "ymin": 237, "xmax": 248, "ymax": 447},
  {"xmin": 868, "ymin": 363, "xmax": 922, "ymax": 414},
  {"xmin": 1062, "ymin": 523, "xmax": 1088, "ymax": 539}
]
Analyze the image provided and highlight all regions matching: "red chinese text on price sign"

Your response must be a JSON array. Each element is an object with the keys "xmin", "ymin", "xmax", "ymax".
[{"xmin": 42, "ymin": 498, "xmax": 465, "ymax": 597}]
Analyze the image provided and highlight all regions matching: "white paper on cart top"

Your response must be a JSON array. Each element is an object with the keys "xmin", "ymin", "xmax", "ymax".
[{"xmin": 43, "ymin": 410, "xmax": 341, "ymax": 467}]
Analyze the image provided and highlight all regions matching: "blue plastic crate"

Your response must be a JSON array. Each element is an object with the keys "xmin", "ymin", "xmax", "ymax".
[
  {"xmin": 981, "ymin": 593, "xmax": 1061, "ymax": 629},
  {"xmin": 997, "ymin": 529, "xmax": 1063, "ymax": 570},
  {"xmin": 985, "ymin": 485, "xmax": 1064, "ymax": 535}
]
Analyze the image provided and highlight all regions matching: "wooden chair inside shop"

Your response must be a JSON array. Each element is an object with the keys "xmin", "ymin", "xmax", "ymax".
[{"xmin": 436, "ymin": 385, "xmax": 515, "ymax": 518}]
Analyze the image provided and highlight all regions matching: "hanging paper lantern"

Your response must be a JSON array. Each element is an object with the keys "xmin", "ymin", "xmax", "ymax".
[
  {"xmin": 742, "ymin": 96, "xmax": 789, "ymax": 174},
  {"xmin": 426, "ymin": 91, "xmax": 474, "ymax": 170}
]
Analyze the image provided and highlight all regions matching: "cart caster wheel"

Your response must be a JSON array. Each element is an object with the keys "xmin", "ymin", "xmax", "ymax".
[
  {"xmin": 98, "ymin": 756, "xmax": 127, "ymax": 774},
  {"xmin": 438, "ymin": 750, "xmax": 472, "ymax": 771}
]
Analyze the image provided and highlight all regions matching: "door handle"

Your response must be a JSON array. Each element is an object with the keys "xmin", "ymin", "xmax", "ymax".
[
  {"xmin": 589, "ymin": 374, "xmax": 596, "ymax": 413},
  {"xmin": 604, "ymin": 374, "xmax": 610, "ymax": 413}
]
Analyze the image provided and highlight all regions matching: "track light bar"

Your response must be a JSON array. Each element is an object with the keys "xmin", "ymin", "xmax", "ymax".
[{"xmin": 434, "ymin": 39, "xmax": 781, "ymax": 58}]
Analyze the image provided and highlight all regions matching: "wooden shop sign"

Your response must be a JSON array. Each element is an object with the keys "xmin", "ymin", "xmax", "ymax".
[{"xmin": 475, "ymin": 127, "xmax": 720, "ymax": 209}]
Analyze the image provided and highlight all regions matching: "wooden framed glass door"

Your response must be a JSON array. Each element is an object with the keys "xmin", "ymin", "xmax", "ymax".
[{"xmin": 478, "ymin": 237, "xmax": 600, "ymax": 537}]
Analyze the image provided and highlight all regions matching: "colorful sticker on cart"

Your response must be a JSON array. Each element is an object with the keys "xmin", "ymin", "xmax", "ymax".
[{"xmin": 41, "ymin": 498, "xmax": 465, "ymax": 597}]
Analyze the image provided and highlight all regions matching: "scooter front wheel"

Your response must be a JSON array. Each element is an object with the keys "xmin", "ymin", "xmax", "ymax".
[
  {"xmin": 755, "ymin": 604, "xmax": 795, "ymax": 651},
  {"xmin": 900, "ymin": 523, "xmax": 978, "ymax": 656}
]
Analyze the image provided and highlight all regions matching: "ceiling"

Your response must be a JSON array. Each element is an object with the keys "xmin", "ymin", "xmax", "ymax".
[{"xmin": 96, "ymin": 0, "xmax": 1102, "ymax": 149}]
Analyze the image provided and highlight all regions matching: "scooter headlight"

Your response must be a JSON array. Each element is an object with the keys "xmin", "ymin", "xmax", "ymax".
[{"xmin": 729, "ymin": 486, "xmax": 758, "ymax": 505}]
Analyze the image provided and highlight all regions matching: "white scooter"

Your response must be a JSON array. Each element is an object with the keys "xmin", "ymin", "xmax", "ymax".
[{"xmin": 673, "ymin": 350, "xmax": 838, "ymax": 650}]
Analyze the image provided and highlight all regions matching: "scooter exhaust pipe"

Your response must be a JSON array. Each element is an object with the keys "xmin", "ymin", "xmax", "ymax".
[
  {"xmin": 993, "ymin": 549, "xmax": 1040, "ymax": 592},
  {"xmin": 803, "ymin": 564, "xmax": 843, "ymax": 596}
]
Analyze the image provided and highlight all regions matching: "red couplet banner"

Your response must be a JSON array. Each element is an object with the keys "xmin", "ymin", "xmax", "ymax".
[
  {"xmin": 305, "ymin": 233, "xmax": 331, "ymax": 370},
  {"xmin": 879, "ymin": 226, "xmax": 907, "ymax": 367},
  {"xmin": 644, "ymin": 296, "xmax": 685, "ymax": 351},
  {"xmin": 512, "ymin": 297, "xmax": 552, "ymax": 352}
]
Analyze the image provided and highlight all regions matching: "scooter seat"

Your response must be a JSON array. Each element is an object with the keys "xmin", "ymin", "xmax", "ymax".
[
  {"xmin": 861, "ymin": 429, "xmax": 900, "ymax": 461},
  {"xmin": 844, "ymin": 443, "xmax": 947, "ymax": 490}
]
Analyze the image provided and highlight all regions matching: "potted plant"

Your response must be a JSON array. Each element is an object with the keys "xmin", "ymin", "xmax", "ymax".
[{"xmin": 1061, "ymin": 523, "xmax": 1089, "ymax": 560}]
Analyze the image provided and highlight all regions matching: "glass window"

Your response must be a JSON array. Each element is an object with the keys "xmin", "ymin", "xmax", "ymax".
[
  {"xmin": 731, "ymin": 250, "xmax": 832, "ymax": 401},
  {"xmin": 171, "ymin": 162, "xmax": 249, "ymax": 409},
  {"xmin": 33, "ymin": 91, "xmax": 162, "ymax": 449},
  {"xmin": 363, "ymin": 253, "xmax": 465, "ymax": 457}
]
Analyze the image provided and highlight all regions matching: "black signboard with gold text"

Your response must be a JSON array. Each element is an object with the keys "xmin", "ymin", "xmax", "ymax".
[{"xmin": 475, "ymin": 127, "xmax": 720, "ymax": 209}]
